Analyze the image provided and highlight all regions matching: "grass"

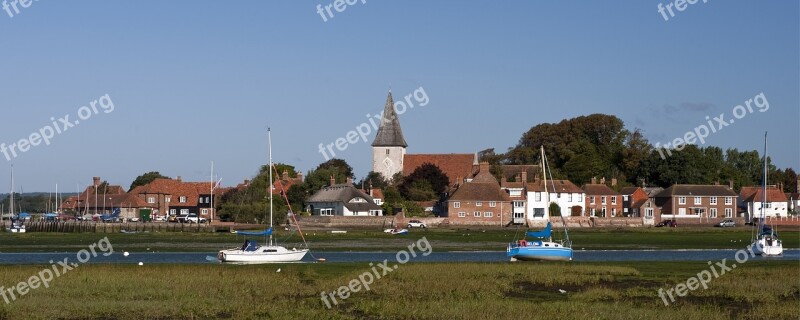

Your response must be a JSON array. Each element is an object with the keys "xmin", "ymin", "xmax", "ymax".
[
  {"xmin": 0, "ymin": 261, "xmax": 796, "ymax": 319},
  {"xmin": 0, "ymin": 227, "xmax": 797, "ymax": 252}
]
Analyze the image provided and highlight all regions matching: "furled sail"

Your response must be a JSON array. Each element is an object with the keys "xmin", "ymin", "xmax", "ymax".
[{"xmin": 232, "ymin": 228, "xmax": 273, "ymax": 236}]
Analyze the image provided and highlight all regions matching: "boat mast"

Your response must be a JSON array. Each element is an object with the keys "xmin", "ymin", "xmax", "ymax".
[
  {"xmin": 268, "ymin": 128, "xmax": 274, "ymax": 247},
  {"xmin": 541, "ymin": 146, "xmax": 549, "ymax": 222},
  {"xmin": 10, "ymin": 165, "xmax": 14, "ymax": 217},
  {"xmin": 760, "ymin": 132, "xmax": 768, "ymax": 231}
]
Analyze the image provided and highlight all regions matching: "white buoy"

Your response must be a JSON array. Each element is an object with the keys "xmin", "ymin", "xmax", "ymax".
[
  {"xmin": 123, "ymin": 251, "xmax": 130, "ymax": 257},
  {"xmin": 138, "ymin": 262, "xmax": 144, "ymax": 266},
  {"xmin": 276, "ymin": 268, "xmax": 281, "ymax": 273}
]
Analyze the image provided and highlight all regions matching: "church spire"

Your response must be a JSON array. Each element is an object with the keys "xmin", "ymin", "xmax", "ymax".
[{"xmin": 371, "ymin": 91, "xmax": 408, "ymax": 147}]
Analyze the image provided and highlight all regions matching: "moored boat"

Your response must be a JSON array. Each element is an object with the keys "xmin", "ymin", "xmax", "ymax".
[{"xmin": 749, "ymin": 132, "xmax": 783, "ymax": 257}]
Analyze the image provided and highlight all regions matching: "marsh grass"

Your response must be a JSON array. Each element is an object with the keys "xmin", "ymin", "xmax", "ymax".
[{"xmin": 0, "ymin": 261, "xmax": 795, "ymax": 319}]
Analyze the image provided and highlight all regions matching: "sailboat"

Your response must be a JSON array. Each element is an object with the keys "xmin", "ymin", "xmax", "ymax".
[
  {"xmin": 218, "ymin": 129, "xmax": 309, "ymax": 263},
  {"xmin": 507, "ymin": 146, "xmax": 572, "ymax": 261},
  {"xmin": 750, "ymin": 132, "xmax": 783, "ymax": 256},
  {"xmin": 6, "ymin": 166, "xmax": 25, "ymax": 233}
]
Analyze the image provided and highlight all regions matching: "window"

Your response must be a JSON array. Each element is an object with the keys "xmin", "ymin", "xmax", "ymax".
[
  {"xmin": 386, "ymin": 149, "xmax": 389, "ymax": 155},
  {"xmin": 601, "ymin": 196, "xmax": 607, "ymax": 205},
  {"xmin": 476, "ymin": 202, "xmax": 482, "ymax": 207},
  {"xmin": 199, "ymin": 197, "xmax": 204, "ymax": 204},
  {"xmin": 645, "ymin": 208, "xmax": 654, "ymax": 218},
  {"xmin": 710, "ymin": 208, "xmax": 717, "ymax": 218},
  {"xmin": 725, "ymin": 197, "xmax": 732, "ymax": 205},
  {"xmin": 623, "ymin": 195, "xmax": 629, "ymax": 201},
  {"xmin": 458, "ymin": 212, "xmax": 465, "ymax": 218},
  {"xmin": 147, "ymin": 197, "xmax": 155, "ymax": 204},
  {"xmin": 535, "ymin": 192, "xmax": 541, "ymax": 202},
  {"xmin": 694, "ymin": 197, "xmax": 702, "ymax": 205},
  {"xmin": 170, "ymin": 209, "xmax": 176, "ymax": 215},
  {"xmin": 568, "ymin": 193, "xmax": 573, "ymax": 202},
  {"xmin": 590, "ymin": 196, "xmax": 595, "ymax": 204},
  {"xmin": 590, "ymin": 208, "xmax": 596, "ymax": 216},
  {"xmin": 725, "ymin": 208, "xmax": 733, "ymax": 218},
  {"xmin": 453, "ymin": 202, "xmax": 461, "ymax": 209},
  {"xmin": 710, "ymin": 197, "xmax": 717, "ymax": 205},
  {"xmin": 180, "ymin": 209, "xmax": 189, "ymax": 214},
  {"xmin": 601, "ymin": 207, "xmax": 607, "ymax": 217},
  {"xmin": 474, "ymin": 211, "xmax": 481, "ymax": 217},
  {"xmin": 611, "ymin": 196, "xmax": 617, "ymax": 205},
  {"xmin": 533, "ymin": 208, "xmax": 545, "ymax": 218},
  {"xmin": 678, "ymin": 197, "xmax": 686, "ymax": 205},
  {"xmin": 764, "ymin": 203, "xmax": 772, "ymax": 208},
  {"xmin": 484, "ymin": 212, "xmax": 493, "ymax": 217},
  {"xmin": 179, "ymin": 196, "xmax": 187, "ymax": 203},
  {"xmin": 489, "ymin": 201, "xmax": 496, "ymax": 208},
  {"xmin": 679, "ymin": 208, "xmax": 686, "ymax": 215},
  {"xmin": 577, "ymin": 194, "xmax": 582, "ymax": 202},
  {"xmin": 201, "ymin": 208, "xmax": 209, "ymax": 215},
  {"xmin": 514, "ymin": 201, "xmax": 524, "ymax": 208},
  {"xmin": 611, "ymin": 208, "xmax": 617, "ymax": 217},
  {"xmin": 320, "ymin": 208, "xmax": 334, "ymax": 216},
  {"xmin": 165, "ymin": 196, "xmax": 171, "ymax": 203}
]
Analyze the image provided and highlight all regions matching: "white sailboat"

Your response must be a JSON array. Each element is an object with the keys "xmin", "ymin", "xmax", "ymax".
[
  {"xmin": 750, "ymin": 132, "xmax": 782, "ymax": 256},
  {"xmin": 218, "ymin": 129, "xmax": 309, "ymax": 263},
  {"xmin": 6, "ymin": 166, "xmax": 25, "ymax": 233}
]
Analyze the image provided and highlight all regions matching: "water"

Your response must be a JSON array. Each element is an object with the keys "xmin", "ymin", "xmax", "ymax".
[{"xmin": 0, "ymin": 249, "xmax": 797, "ymax": 264}]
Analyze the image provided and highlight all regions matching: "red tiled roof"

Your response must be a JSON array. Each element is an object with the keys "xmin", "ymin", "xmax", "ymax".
[
  {"xmin": 403, "ymin": 154, "xmax": 476, "ymax": 185},
  {"xmin": 619, "ymin": 187, "xmax": 640, "ymax": 196},
  {"xmin": 743, "ymin": 187, "xmax": 788, "ymax": 202},
  {"xmin": 582, "ymin": 184, "xmax": 621, "ymax": 196},
  {"xmin": 449, "ymin": 169, "xmax": 511, "ymax": 202},
  {"xmin": 132, "ymin": 178, "xmax": 205, "ymax": 206},
  {"xmin": 655, "ymin": 185, "xmax": 737, "ymax": 197}
]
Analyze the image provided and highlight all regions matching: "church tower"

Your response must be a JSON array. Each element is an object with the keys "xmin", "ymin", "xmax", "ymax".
[{"xmin": 372, "ymin": 91, "xmax": 407, "ymax": 182}]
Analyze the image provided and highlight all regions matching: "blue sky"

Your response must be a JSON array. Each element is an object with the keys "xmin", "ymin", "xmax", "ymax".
[{"xmin": 0, "ymin": 1, "xmax": 797, "ymax": 192}]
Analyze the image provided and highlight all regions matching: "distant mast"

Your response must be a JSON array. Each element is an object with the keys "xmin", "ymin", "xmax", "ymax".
[
  {"xmin": 9, "ymin": 165, "xmax": 14, "ymax": 216},
  {"xmin": 268, "ymin": 128, "xmax": 274, "ymax": 247}
]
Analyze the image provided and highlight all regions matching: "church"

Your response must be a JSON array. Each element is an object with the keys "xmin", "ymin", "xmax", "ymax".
[{"xmin": 371, "ymin": 91, "xmax": 479, "ymax": 185}]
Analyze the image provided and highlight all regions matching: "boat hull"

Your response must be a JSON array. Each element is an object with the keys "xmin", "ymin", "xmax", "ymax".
[
  {"xmin": 507, "ymin": 244, "xmax": 573, "ymax": 261},
  {"xmin": 218, "ymin": 246, "xmax": 308, "ymax": 263},
  {"xmin": 751, "ymin": 239, "xmax": 783, "ymax": 256}
]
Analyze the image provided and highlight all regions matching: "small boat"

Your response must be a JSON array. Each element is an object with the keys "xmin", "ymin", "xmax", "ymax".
[
  {"xmin": 750, "ymin": 132, "xmax": 783, "ymax": 256},
  {"xmin": 507, "ymin": 146, "xmax": 573, "ymax": 262},
  {"xmin": 384, "ymin": 228, "xmax": 409, "ymax": 235},
  {"xmin": 218, "ymin": 129, "xmax": 310, "ymax": 264},
  {"xmin": 5, "ymin": 166, "xmax": 25, "ymax": 233}
]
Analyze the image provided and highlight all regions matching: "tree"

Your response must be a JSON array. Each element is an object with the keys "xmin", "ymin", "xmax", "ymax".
[
  {"xmin": 316, "ymin": 159, "xmax": 354, "ymax": 179},
  {"xmin": 399, "ymin": 163, "xmax": 449, "ymax": 201},
  {"xmin": 129, "ymin": 172, "xmax": 170, "ymax": 190},
  {"xmin": 357, "ymin": 171, "xmax": 389, "ymax": 190}
]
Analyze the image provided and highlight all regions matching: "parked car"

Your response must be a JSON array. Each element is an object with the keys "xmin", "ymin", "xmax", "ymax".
[
  {"xmin": 176, "ymin": 214, "xmax": 189, "ymax": 223},
  {"xmin": 185, "ymin": 214, "xmax": 207, "ymax": 224},
  {"xmin": 167, "ymin": 215, "xmax": 178, "ymax": 223},
  {"xmin": 655, "ymin": 219, "xmax": 677, "ymax": 227},
  {"xmin": 153, "ymin": 215, "xmax": 166, "ymax": 222},
  {"xmin": 715, "ymin": 219, "xmax": 735, "ymax": 228},
  {"xmin": 407, "ymin": 220, "xmax": 427, "ymax": 228},
  {"xmin": 129, "ymin": 217, "xmax": 140, "ymax": 222}
]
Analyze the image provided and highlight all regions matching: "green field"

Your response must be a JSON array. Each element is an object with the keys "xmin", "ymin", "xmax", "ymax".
[
  {"xmin": 0, "ymin": 261, "xmax": 796, "ymax": 319},
  {"xmin": 0, "ymin": 227, "xmax": 797, "ymax": 252}
]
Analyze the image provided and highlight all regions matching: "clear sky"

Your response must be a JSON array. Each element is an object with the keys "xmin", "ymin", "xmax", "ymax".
[{"xmin": 1, "ymin": 1, "xmax": 798, "ymax": 192}]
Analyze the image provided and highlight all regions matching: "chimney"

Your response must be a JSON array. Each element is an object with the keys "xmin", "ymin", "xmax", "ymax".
[
  {"xmin": 93, "ymin": 177, "xmax": 101, "ymax": 187},
  {"xmin": 479, "ymin": 162, "xmax": 490, "ymax": 173},
  {"xmin": 282, "ymin": 170, "xmax": 289, "ymax": 181},
  {"xmin": 521, "ymin": 170, "xmax": 528, "ymax": 183},
  {"xmin": 330, "ymin": 176, "xmax": 336, "ymax": 187},
  {"xmin": 177, "ymin": 176, "xmax": 182, "ymax": 182},
  {"xmin": 611, "ymin": 178, "xmax": 617, "ymax": 187},
  {"xmin": 297, "ymin": 172, "xmax": 304, "ymax": 182},
  {"xmin": 500, "ymin": 176, "xmax": 507, "ymax": 187},
  {"xmin": 346, "ymin": 176, "xmax": 353, "ymax": 185},
  {"xmin": 591, "ymin": 177, "xmax": 597, "ymax": 184},
  {"xmin": 600, "ymin": 177, "xmax": 606, "ymax": 185},
  {"xmin": 797, "ymin": 178, "xmax": 800, "ymax": 192},
  {"xmin": 728, "ymin": 180, "xmax": 734, "ymax": 189},
  {"xmin": 244, "ymin": 179, "xmax": 250, "ymax": 185}
]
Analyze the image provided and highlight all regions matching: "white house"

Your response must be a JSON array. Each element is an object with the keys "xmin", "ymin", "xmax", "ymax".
[
  {"xmin": 306, "ymin": 178, "xmax": 383, "ymax": 217},
  {"xmin": 740, "ymin": 186, "xmax": 788, "ymax": 221},
  {"xmin": 525, "ymin": 179, "xmax": 585, "ymax": 220}
]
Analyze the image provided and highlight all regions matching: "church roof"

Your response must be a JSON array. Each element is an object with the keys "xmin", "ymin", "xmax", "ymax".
[{"xmin": 371, "ymin": 91, "xmax": 408, "ymax": 147}]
